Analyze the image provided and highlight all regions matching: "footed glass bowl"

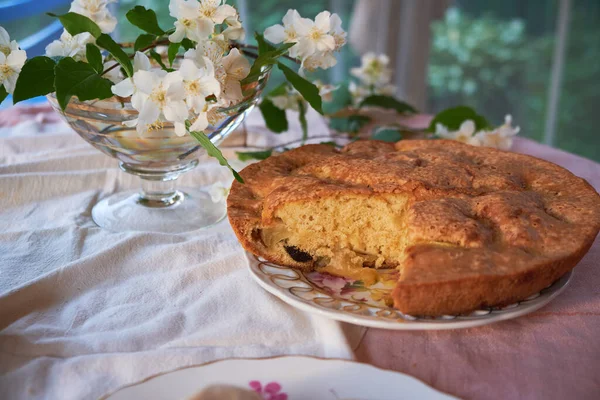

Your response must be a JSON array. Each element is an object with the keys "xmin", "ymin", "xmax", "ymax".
[{"xmin": 47, "ymin": 68, "xmax": 271, "ymax": 233}]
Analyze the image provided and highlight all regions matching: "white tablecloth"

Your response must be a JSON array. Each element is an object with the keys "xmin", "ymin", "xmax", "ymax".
[{"xmin": 0, "ymin": 108, "xmax": 365, "ymax": 400}]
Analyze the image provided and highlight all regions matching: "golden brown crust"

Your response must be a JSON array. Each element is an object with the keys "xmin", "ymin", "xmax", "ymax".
[{"xmin": 227, "ymin": 140, "xmax": 600, "ymax": 315}]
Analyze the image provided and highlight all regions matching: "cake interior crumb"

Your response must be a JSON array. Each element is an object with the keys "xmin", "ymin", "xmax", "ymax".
[{"xmin": 261, "ymin": 194, "xmax": 410, "ymax": 284}]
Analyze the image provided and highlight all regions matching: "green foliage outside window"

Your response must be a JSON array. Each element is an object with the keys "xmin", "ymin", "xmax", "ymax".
[{"xmin": 428, "ymin": 6, "xmax": 600, "ymax": 161}]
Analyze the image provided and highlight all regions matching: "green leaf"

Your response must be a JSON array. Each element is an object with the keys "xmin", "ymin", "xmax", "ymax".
[
  {"xmin": 48, "ymin": 12, "xmax": 101, "ymax": 38},
  {"xmin": 428, "ymin": 106, "xmax": 491, "ymax": 132},
  {"xmin": 134, "ymin": 34, "xmax": 156, "ymax": 52},
  {"xmin": 241, "ymin": 43, "xmax": 295, "ymax": 85},
  {"xmin": 126, "ymin": 6, "xmax": 165, "ymax": 36},
  {"xmin": 168, "ymin": 42, "xmax": 181, "ymax": 67},
  {"xmin": 96, "ymin": 34, "xmax": 133, "ymax": 77},
  {"xmin": 86, "ymin": 44, "xmax": 103, "ymax": 74},
  {"xmin": 322, "ymin": 82, "xmax": 351, "ymax": 115},
  {"xmin": 49, "ymin": 56, "xmax": 65, "ymax": 63},
  {"xmin": 329, "ymin": 115, "xmax": 371, "ymax": 133},
  {"xmin": 298, "ymin": 100, "xmax": 308, "ymax": 141},
  {"xmin": 372, "ymin": 127, "xmax": 403, "ymax": 142},
  {"xmin": 278, "ymin": 62, "xmax": 323, "ymax": 114},
  {"xmin": 0, "ymin": 85, "xmax": 8, "ymax": 105},
  {"xmin": 319, "ymin": 141, "xmax": 337, "ymax": 146},
  {"xmin": 236, "ymin": 149, "xmax": 273, "ymax": 161},
  {"xmin": 256, "ymin": 33, "xmax": 276, "ymax": 54},
  {"xmin": 359, "ymin": 95, "xmax": 417, "ymax": 114},
  {"xmin": 259, "ymin": 98, "xmax": 288, "ymax": 133},
  {"xmin": 181, "ymin": 38, "xmax": 195, "ymax": 51},
  {"xmin": 188, "ymin": 129, "xmax": 244, "ymax": 183},
  {"xmin": 13, "ymin": 56, "xmax": 56, "ymax": 104},
  {"xmin": 54, "ymin": 57, "xmax": 114, "ymax": 111},
  {"xmin": 148, "ymin": 50, "xmax": 174, "ymax": 72}
]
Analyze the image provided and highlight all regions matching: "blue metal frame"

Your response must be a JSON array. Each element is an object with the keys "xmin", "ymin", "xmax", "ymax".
[
  {"xmin": 0, "ymin": 0, "xmax": 72, "ymax": 22},
  {"xmin": 19, "ymin": 20, "xmax": 64, "ymax": 56},
  {"xmin": 1, "ymin": 0, "xmax": 72, "ymax": 57}
]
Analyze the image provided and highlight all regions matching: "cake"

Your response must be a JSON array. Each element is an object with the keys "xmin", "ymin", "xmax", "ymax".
[{"xmin": 227, "ymin": 140, "xmax": 600, "ymax": 315}]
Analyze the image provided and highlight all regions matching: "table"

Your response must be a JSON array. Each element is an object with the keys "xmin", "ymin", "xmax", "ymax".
[{"xmin": 1, "ymin": 105, "xmax": 598, "ymax": 400}]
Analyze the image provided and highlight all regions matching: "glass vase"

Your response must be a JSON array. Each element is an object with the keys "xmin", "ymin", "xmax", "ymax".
[{"xmin": 46, "ymin": 67, "xmax": 271, "ymax": 233}]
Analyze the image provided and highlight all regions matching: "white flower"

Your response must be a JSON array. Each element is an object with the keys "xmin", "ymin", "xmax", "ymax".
[
  {"xmin": 198, "ymin": 0, "xmax": 238, "ymax": 24},
  {"xmin": 180, "ymin": 58, "xmax": 220, "ymax": 112},
  {"xmin": 264, "ymin": 9, "xmax": 305, "ymax": 58},
  {"xmin": 103, "ymin": 61, "xmax": 122, "ymax": 83},
  {"xmin": 269, "ymin": 81, "xmax": 337, "ymax": 111},
  {"xmin": 185, "ymin": 39, "xmax": 228, "ymax": 67},
  {"xmin": 115, "ymin": 70, "xmax": 189, "ymax": 136},
  {"xmin": 219, "ymin": 48, "xmax": 250, "ymax": 104},
  {"xmin": 0, "ymin": 48, "xmax": 26, "ymax": 94},
  {"xmin": 313, "ymin": 80, "xmax": 337, "ymax": 102},
  {"xmin": 351, "ymin": 52, "xmax": 393, "ymax": 87},
  {"xmin": 179, "ymin": 58, "xmax": 220, "ymax": 133},
  {"xmin": 379, "ymin": 83, "xmax": 396, "ymax": 96},
  {"xmin": 270, "ymin": 90, "xmax": 302, "ymax": 111},
  {"xmin": 329, "ymin": 13, "xmax": 346, "ymax": 51},
  {"xmin": 169, "ymin": 0, "xmax": 214, "ymax": 43},
  {"xmin": 133, "ymin": 51, "xmax": 152, "ymax": 72},
  {"xmin": 349, "ymin": 52, "xmax": 396, "ymax": 104},
  {"xmin": 300, "ymin": 51, "xmax": 337, "ymax": 74},
  {"xmin": 208, "ymin": 181, "xmax": 230, "ymax": 203},
  {"xmin": 0, "ymin": 26, "xmax": 25, "ymax": 94},
  {"xmin": 295, "ymin": 11, "xmax": 336, "ymax": 58},
  {"xmin": 436, "ymin": 120, "xmax": 481, "ymax": 146},
  {"xmin": 270, "ymin": 95, "xmax": 294, "ymax": 111},
  {"xmin": 436, "ymin": 115, "xmax": 520, "ymax": 149},
  {"xmin": 208, "ymin": 157, "xmax": 254, "ymax": 203},
  {"xmin": 218, "ymin": 15, "xmax": 245, "ymax": 41},
  {"xmin": 70, "ymin": 0, "xmax": 117, "ymax": 34},
  {"xmin": 349, "ymin": 80, "xmax": 369, "ymax": 104},
  {"xmin": 0, "ymin": 27, "xmax": 20, "ymax": 57},
  {"xmin": 110, "ymin": 51, "xmax": 153, "ymax": 95},
  {"xmin": 264, "ymin": 9, "xmax": 345, "ymax": 70},
  {"xmin": 45, "ymin": 30, "xmax": 95, "ymax": 62},
  {"xmin": 474, "ymin": 115, "xmax": 520, "ymax": 150},
  {"xmin": 184, "ymin": 39, "xmax": 235, "ymax": 106}
]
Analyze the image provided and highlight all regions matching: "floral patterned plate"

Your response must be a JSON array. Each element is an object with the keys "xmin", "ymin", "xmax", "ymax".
[
  {"xmin": 247, "ymin": 253, "xmax": 573, "ymax": 330},
  {"xmin": 105, "ymin": 356, "xmax": 457, "ymax": 400}
]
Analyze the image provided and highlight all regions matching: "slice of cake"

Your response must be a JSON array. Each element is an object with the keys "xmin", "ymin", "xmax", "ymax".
[
  {"xmin": 186, "ymin": 385, "xmax": 261, "ymax": 400},
  {"xmin": 227, "ymin": 140, "xmax": 600, "ymax": 316}
]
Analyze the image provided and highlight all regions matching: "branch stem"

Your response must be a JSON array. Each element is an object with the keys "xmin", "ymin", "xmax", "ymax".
[
  {"xmin": 100, "ymin": 39, "xmax": 300, "ymax": 77},
  {"xmin": 231, "ymin": 42, "xmax": 301, "ymax": 64}
]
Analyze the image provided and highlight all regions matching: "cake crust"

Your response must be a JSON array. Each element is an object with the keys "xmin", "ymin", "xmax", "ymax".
[{"xmin": 227, "ymin": 140, "xmax": 600, "ymax": 316}]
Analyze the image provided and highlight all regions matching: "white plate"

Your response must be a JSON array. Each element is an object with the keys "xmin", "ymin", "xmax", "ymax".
[
  {"xmin": 247, "ymin": 253, "xmax": 573, "ymax": 330},
  {"xmin": 105, "ymin": 356, "xmax": 457, "ymax": 400}
]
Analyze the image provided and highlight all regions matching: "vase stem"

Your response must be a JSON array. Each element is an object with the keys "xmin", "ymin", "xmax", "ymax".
[{"xmin": 139, "ymin": 178, "xmax": 183, "ymax": 207}]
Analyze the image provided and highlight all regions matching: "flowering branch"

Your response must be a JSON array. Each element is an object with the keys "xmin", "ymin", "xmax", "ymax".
[
  {"xmin": 230, "ymin": 42, "xmax": 300, "ymax": 64},
  {"xmin": 1, "ymin": 1, "xmax": 354, "ymax": 182}
]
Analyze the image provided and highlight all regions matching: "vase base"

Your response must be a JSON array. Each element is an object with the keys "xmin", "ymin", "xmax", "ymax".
[{"xmin": 91, "ymin": 187, "xmax": 226, "ymax": 233}]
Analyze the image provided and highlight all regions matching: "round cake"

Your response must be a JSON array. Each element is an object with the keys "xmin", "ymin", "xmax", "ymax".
[{"xmin": 227, "ymin": 140, "xmax": 600, "ymax": 315}]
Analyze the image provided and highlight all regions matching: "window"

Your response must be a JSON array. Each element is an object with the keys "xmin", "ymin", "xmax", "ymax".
[
  {"xmin": 3, "ymin": 0, "xmax": 598, "ymax": 162},
  {"xmin": 427, "ymin": 0, "xmax": 600, "ymax": 161}
]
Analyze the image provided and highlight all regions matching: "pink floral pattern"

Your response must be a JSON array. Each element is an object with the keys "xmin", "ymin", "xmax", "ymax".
[
  {"xmin": 249, "ymin": 381, "xmax": 288, "ymax": 400},
  {"xmin": 305, "ymin": 272, "xmax": 352, "ymax": 295},
  {"xmin": 306, "ymin": 269, "xmax": 400, "ymax": 308}
]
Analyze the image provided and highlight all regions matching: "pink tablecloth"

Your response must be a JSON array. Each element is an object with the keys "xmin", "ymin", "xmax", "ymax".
[{"xmin": 356, "ymin": 139, "xmax": 600, "ymax": 400}]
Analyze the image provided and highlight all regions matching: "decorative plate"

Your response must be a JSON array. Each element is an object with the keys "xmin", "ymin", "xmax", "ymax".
[
  {"xmin": 247, "ymin": 253, "xmax": 573, "ymax": 330},
  {"xmin": 105, "ymin": 356, "xmax": 457, "ymax": 400}
]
